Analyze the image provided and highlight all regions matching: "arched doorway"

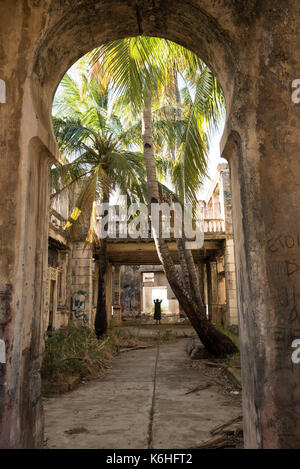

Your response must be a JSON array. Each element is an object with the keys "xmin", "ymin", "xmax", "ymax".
[{"xmin": 1, "ymin": 1, "xmax": 300, "ymax": 449}]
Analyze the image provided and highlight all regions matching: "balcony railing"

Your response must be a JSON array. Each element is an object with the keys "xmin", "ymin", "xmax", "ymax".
[
  {"xmin": 97, "ymin": 217, "xmax": 226, "ymax": 241},
  {"xmin": 203, "ymin": 218, "xmax": 225, "ymax": 233}
]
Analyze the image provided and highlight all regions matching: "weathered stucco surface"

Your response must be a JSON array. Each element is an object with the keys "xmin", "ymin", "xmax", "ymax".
[{"xmin": 0, "ymin": 0, "xmax": 300, "ymax": 448}]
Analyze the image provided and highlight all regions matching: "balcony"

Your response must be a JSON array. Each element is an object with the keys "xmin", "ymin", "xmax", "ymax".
[
  {"xmin": 203, "ymin": 218, "xmax": 225, "ymax": 234},
  {"xmin": 49, "ymin": 208, "xmax": 67, "ymax": 232}
]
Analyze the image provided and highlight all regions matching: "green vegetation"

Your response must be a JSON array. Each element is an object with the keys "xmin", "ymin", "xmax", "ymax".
[
  {"xmin": 42, "ymin": 325, "xmax": 116, "ymax": 383},
  {"xmin": 215, "ymin": 322, "xmax": 240, "ymax": 350}
]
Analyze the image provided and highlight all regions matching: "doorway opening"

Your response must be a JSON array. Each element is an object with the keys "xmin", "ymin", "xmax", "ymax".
[{"xmin": 40, "ymin": 33, "xmax": 242, "ymax": 449}]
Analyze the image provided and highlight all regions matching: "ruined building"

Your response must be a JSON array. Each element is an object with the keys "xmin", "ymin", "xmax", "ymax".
[
  {"xmin": 45, "ymin": 163, "xmax": 238, "ymax": 331},
  {"xmin": 46, "ymin": 189, "xmax": 97, "ymax": 332},
  {"xmin": 118, "ymin": 164, "xmax": 238, "ymax": 328}
]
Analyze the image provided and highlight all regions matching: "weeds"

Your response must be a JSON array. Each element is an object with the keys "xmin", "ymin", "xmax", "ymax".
[
  {"xmin": 155, "ymin": 328, "xmax": 176, "ymax": 343},
  {"xmin": 42, "ymin": 325, "xmax": 115, "ymax": 384}
]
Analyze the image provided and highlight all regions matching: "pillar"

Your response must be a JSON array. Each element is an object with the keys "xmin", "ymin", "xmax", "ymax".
[
  {"xmin": 0, "ymin": 137, "xmax": 51, "ymax": 448},
  {"xmin": 105, "ymin": 263, "xmax": 112, "ymax": 327},
  {"xmin": 206, "ymin": 260, "xmax": 219, "ymax": 324},
  {"xmin": 112, "ymin": 265, "xmax": 122, "ymax": 325},
  {"xmin": 143, "ymin": 287, "xmax": 153, "ymax": 316},
  {"xmin": 224, "ymin": 237, "xmax": 238, "ymax": 326},
  {"xmin": 69, "ymin": 241, "xmax": 93, "ymax": 328},
  {"xmin": 216, "ymin": 256, "xmax": 226, "ymax": 325}
]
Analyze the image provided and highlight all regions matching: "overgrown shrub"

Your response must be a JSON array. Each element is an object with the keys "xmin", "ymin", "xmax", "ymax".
[
  {"xmin": 41, "ymin": 324, "xmax": 178, "ymax": 395},
  {"xmin": 41, "ymin": 325, "xmax": 156, "ymax": 384}
]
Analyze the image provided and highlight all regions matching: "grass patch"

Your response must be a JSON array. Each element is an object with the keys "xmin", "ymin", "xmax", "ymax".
[
  {"xmin": 215, "ymin": 322, "xmax": 240, "ymax": 350},
  {"xmin": 215, "ymin": 322, "xmax": 241, "ymax": 369}
]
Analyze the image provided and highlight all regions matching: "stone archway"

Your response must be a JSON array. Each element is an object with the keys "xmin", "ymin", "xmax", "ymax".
[{"xmin": 0, "ymin": 0, "xmax": 300, "ymax": 449}]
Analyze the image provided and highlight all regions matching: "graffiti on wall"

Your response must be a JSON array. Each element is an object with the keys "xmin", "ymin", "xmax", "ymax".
[
  {"xmin": 266, "ymin": 232, "xmax": 300, "ymax": 366},
  {"xmin": 71, "ymin": 290, "xmax": 88, "ymax": 324}
]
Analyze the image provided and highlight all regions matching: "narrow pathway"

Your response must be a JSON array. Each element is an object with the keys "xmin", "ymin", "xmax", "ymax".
[{"xmin": 44, "ymin": 339, "xmax": 241, "ymax": 449}]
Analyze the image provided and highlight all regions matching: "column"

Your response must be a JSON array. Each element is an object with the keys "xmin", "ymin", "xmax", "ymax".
[
  {"xmin": 206, "ymin": 260, "xmax": 219, "ymax": 324},
  {"xmin": 105, "ymin": 263, "xmax": 112, "ymax": 327},
  {"xmin": 216, "ymin": 256, "xmax": 226, "ymax": 325},
  {"xmin": 144, "ymin": 287, "xmax": 153, "ymax": 316},
  {"xmin": 112, "ymin": 265, "xmax": 122, "ymax": 325},
  {"xmin": 224, "ymin": 237, "xmax": 238, "ymax": 326},
  {"xmin": 69, "ymin": 241, "xmax": 93, "ymax": 327}
]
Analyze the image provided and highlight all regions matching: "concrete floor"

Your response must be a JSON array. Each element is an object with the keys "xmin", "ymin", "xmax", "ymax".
[{"xmin": 43, "ymin": 338, "xmax": 241, "ymax": 449}]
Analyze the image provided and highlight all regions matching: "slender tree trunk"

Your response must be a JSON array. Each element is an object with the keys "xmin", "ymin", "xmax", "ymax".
[
  {"xmin": 94, "ymin": 192, "xmax": 109, "ymax": 338},
  {"xmin": 176, "ymin": 238, "xmax": 203, "ymax": 306},
  {"xmin": 142, "ymin": 95, "xmax": 237, "ymax": 357},
  {"xmin": 143, "ymin": 94, "xmax": 159, "ymax": 204}
]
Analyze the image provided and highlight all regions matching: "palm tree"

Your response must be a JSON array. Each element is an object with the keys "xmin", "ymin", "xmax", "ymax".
[
  {"xmin": 90, "ymin": 36, "xmax": 237, "ymax": 356},
  {"xmin": 51, "ymin": 70, "xmax": 148, "ymax": 338}
]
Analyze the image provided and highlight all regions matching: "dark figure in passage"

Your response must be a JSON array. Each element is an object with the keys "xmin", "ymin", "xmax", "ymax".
[{"xmin": 154, "ymin": 299, "xmax": 162, "ymax": 324}]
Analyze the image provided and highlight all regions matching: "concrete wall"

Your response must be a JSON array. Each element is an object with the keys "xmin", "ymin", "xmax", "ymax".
[
  {"xmin": 224, "ymin": 238, "xmax": 238, "ymax": 326},
  {"xmin": 120, "ymin": 265, "xmax": 141, "ymax": 320},
  {"xmin": 203, "ymin": 164, "xmax": 239, "ymax": 326},
  {"xmin": 120, "ymin": 265, "xmax": 180, "ymax": 322},
  {"xmin": 45, "ymin": 186, "xmax": 96, "ymax": 334},
  {"xmin": 69, "ymin": 242, "xmax": 95, "ymax": 329}
]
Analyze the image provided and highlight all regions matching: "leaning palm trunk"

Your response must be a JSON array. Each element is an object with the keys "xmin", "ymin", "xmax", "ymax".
[{"xmin": 142, "ymin": 95, "xmax": 237, "ymax": 357}]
